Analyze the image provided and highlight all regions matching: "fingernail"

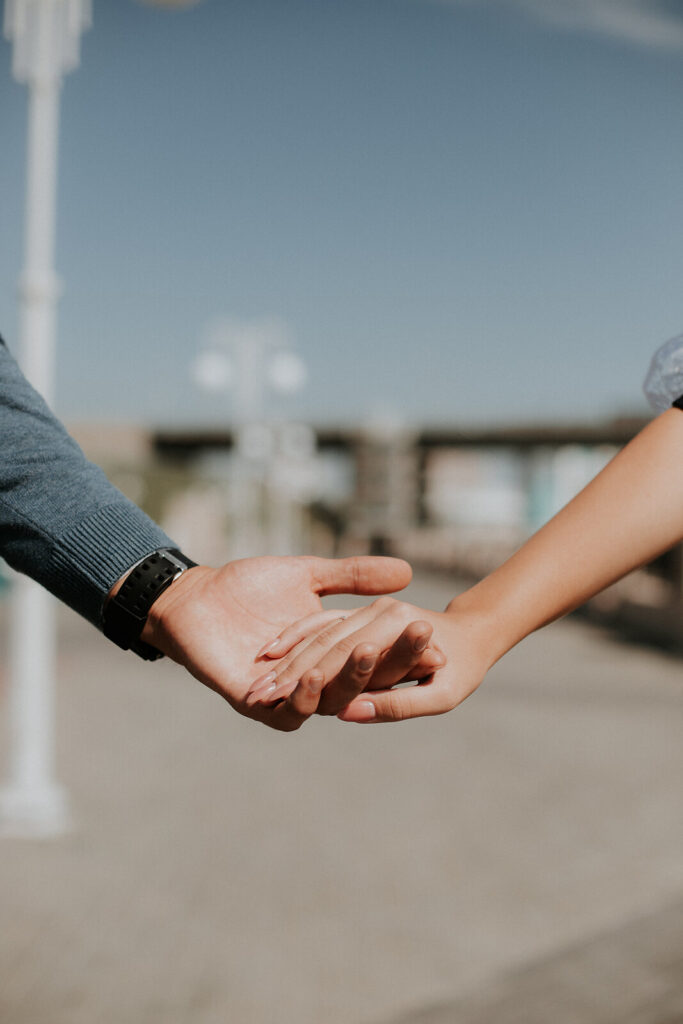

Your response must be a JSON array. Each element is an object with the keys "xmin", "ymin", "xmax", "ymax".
[
  {"xmin": 414, "ymin": 635, "xmax": 429, "ymax": 653},
  {"xmin": 358, "ymin": 655, "xmax": 376, "ymax": 673},
  {"xmin": 252, "ymin": 670, "xmax": 277, "ymax": 690},
  {"xmin": 257, "ymin": 639, "xmax": 281, "ymax": 658},
  {"xmin": 246, "ymin": 683, "xmax": 278, "ymax": 708},
  {"xmin": 269, "ymin": 681, "xmax": 292, "ymax": 701},
  {"xmin": 354, "ymin": 701, "xmax": 376, "ymax": 721},
  {"xmin": 246, "ymin": 671, "xmax": 276, "ymax": 702},
  {"xmin": 256, "ymin": 682, "xmax": 279, "ymax": 704}
]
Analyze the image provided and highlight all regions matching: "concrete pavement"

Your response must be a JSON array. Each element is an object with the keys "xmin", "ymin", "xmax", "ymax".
[
  {"xmin": 379, "ymin": 897, "xmax": 683, "ymax": 1024},
  {"xmin": 0, "ymin": 572, "xmax": 682, "ymax": 1024}
]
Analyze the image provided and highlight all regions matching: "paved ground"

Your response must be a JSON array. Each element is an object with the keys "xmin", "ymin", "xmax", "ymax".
[
  {"xmin": 0, "ymin": 573, "xmax": 682, "ymax": 1024},
  {"xmin": 379, "ymin": 898, "xmax": 683, "ymax": 1024}
]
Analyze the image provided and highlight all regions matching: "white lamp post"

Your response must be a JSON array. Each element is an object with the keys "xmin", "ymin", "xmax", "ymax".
[
  {"xmin": 193, "ymin": 318, "xmax": 309, "ymax": 559},
  {"xmin": 0, "ymin": 0, "xmax": 91, "ymax": 837}
]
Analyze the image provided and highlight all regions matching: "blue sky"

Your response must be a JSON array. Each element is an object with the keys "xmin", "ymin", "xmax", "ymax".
[{"xmin": 2, "ymin": 0, "xmax": 683, "ymax": 427}]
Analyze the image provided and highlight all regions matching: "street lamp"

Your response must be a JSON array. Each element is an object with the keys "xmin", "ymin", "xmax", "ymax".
[
  {"xmin": 0, "ymin": 0, "xmax": 91, "ymax": 837},
  {"xmin": 192, "ymin": 317, "xmax": 309, "ymax": 558}
]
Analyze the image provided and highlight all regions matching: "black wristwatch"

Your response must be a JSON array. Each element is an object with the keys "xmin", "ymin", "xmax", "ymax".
[{"xmin": 102, "ymin": 548, "xmax": 198, "ymax": 660}]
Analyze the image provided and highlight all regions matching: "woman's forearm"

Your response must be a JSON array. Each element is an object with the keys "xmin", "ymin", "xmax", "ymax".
[{"xmin": 448, "ymin": 409, "xmax": 683, "ymax": 666}]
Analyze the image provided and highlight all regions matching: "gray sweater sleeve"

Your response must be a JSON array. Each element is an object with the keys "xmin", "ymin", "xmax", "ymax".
[{"xmin": 0, "ymin": 335, "xmax": 177, "ymax": 627}]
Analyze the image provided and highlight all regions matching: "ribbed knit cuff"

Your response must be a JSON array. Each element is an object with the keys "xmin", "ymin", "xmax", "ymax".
[{"xmin": 48, "ymin": 501, "xmax": 177, "ymax": 628}]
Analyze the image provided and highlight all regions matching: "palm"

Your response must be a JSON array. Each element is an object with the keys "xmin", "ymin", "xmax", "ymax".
[{"xmin": 163, "ymin": 559, "xmax": 325, "ymax": 706}]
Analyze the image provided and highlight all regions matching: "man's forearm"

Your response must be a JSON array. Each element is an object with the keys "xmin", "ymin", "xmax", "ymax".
[
  {"xmin": 448, "ymin": 409, "xmax": 683, "ymax": 666},
  {"xmin": 0, "ymin": 336, "xmax": 175, "ymax": 626}
]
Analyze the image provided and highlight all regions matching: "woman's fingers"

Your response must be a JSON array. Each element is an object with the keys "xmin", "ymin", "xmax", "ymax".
[
  {"xmin": 245, "ymin": 670, "xmax": 325, "ymax": 733},
  {"xmin": 256, "ymin": 609, "xmax": 347, "ymax": 659},
  {"xmin": 410, "ymin": 644, "xmax": 447, "ymax": 678},
  {"xmin": 337, "ymin": 674, "xmax": 455, "ymax": 724},
  {"xmin": 306, "ymin": 644, "xmax": 379, "ymax": 716},
  {"xmin": 257, "ymin": 636, "xmax": 382, "ymax": 712},
  {"xmin": 245, "ymin": 634, "xmax": 320, "ymax": 707},
  {"xmin": 271, "ymin": 670, "xmax": 326, "ymax": 728},
  {"xmin": 246, "ymin": 599, "xmax": 393, "ymax": 703},
  {"xmin": 360, "ymin": 620, "xmax": 435, "ymax": 692},
  {"xmin": 245, "ymin": 597, "xmax": 451, "ymax": 728},
  {"xmin": 264, "ymin": 597, "xmax": 396, "ymax": 661},
  {"xmin": 254, "ymin": 642, "xmax": 380, "ymax": 724},
  {"xmin": 246, "ymin": 645, "xmax": 380, "ymax": 731},
  {"xmin": 272, "ymin": 608, "xmax": 430, "ymax": 715},
  {"xmin": 311, "ymin": 618, "xmax": 435, "ymax": 711},
  {"xmin": 375, "ymin": 643, "xmax": 446, "ymax": 687}
]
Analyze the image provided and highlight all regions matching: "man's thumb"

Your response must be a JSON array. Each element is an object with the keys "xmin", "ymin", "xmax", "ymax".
[{"xmin": 309, "ymin": 556, "xmax": 412, "ymax": 596}]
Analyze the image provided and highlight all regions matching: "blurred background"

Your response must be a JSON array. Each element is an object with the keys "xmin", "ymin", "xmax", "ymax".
[{"xmin": 1, "ymin": 1, "xmax": 682, "ymax": 1022}]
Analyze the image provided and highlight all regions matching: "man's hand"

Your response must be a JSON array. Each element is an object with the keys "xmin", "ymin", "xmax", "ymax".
[{"xmin": 140, "ymin": 555, "xmax": 434, "ymax": 730}]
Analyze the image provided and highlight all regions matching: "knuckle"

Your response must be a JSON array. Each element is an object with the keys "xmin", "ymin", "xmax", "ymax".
[
  {"xmin": 387, "ymin": 690, "xmax": 406, "ymax": 722},
  {"xmin": 317, "ymin": 634, "xmax": 356, "ymax": 659},
  {"xmin": 312, "ymin": 621, "xmax": 344, "ymax": 649},
  {"xmin": 373, "ymin": 596, "xmax": 396, "ymax": 613},
  {"xmin": 332, "ymin": 634, "xmax": 357, "ymax": 659},
  {"xmin": 387, "ymin": 603, "xmax": 413, "ymax": 627}
]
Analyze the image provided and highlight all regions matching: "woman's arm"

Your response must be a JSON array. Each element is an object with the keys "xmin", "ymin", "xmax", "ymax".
[{"xmin": 449, "ymin": 406, "xmax": 683, "ymax": 666}]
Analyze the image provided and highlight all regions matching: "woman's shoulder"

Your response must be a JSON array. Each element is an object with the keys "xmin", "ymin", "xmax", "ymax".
[{"xmin": 643, "ymin": 335, "xmax": 683, "ymax": 412}]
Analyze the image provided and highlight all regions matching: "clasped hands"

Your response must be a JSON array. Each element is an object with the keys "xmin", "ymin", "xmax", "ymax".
[{"xmin": 142, "ymin": 554, "xmax": 492, "ymax": 731}]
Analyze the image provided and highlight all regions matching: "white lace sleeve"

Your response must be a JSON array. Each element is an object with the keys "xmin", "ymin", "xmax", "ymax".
[{"xmin": 643, "ymin": 335, "xmax": 683, "ymax": 412}]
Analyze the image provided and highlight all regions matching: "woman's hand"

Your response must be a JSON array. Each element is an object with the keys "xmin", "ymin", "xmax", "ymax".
[{"xmin": 245, "ymin": 596, "xmax": 494, "ymax": 723}]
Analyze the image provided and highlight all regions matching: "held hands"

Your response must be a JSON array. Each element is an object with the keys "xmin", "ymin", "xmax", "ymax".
[
  {"xmin": 140, "ymin": 555, "xmax": 444, "ymax": 731},
  {"xmin": 246, "ymin": 595, "xmax": 494, "ymax": 724}
]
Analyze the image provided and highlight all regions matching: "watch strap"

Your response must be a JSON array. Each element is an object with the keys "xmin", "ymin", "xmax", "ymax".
[{"xmin": 103, "ymin": 548, "xmax": 198, "ymax": 660}]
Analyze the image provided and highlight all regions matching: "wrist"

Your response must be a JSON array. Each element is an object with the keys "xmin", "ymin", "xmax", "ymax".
[
  {"xmin": 140, "ymin": 564, "xmax": 211, "ymax": 656},
  {"xmin": 444, "ymin": 581, "xmax": 527, "ymax": 669},
  {"xmin": 102, "ymin": 548, "xmax": 198, "ymax": 659}
]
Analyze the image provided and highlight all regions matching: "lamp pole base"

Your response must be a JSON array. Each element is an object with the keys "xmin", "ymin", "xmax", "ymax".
[{"xmin": 0, "ymin": 783, "xmax": 71, "ymax": 838}]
